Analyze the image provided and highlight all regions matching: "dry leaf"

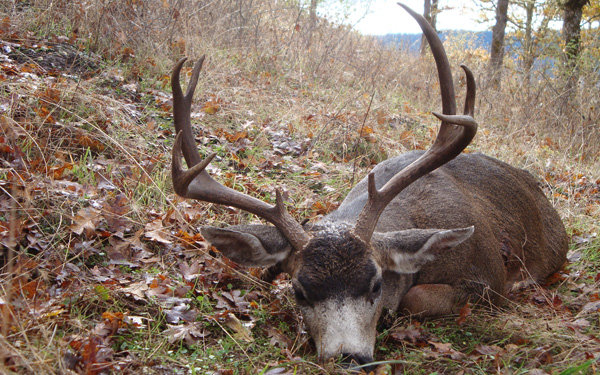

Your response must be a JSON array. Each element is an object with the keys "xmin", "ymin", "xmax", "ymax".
[
  {"xmin": 70, "ymin": 207, "xmax": 102, "ymax": 237},
  {"xmin": 430, "ymin": 341, "xmax": 466, "ymax": 360},
  {"xmin": 456, "ymin": 302, "xmax": 472, "ymax": 325},
  {"xmin": 224, "ymin": 313, "xmax": 253, "ymax": 343},
  {"xmin": 164, "ymin": 323, "xmax": 209, "ymax": 345},
  {"xmin": 144, "ymin": 218, "xmax": 172, "ymax": 244},
  {"xmin": 165, "ymin": 304, "xmax": 198, "ymax": 324},
  {"xmin": 266, "ymin": 327, "xmax": 292, "ymax": 349},
  {"xmin": 121, "ymin": 281, "xmax": 149, "ymax": 301}
]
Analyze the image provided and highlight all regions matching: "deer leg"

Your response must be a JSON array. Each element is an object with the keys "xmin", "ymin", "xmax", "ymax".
[{"xmin": 398, "ymin": 284, "xmax": 466, "ymax": 317}]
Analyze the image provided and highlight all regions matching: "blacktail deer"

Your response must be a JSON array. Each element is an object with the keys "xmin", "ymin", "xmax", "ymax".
[{"xmin": 170, "ymin": 3, "xmax": 568, "ymax": 370}]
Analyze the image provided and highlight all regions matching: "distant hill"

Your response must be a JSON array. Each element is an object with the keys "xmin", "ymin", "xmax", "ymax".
[
  {"xmin": 378, "ymin": 30, "xmax": 493, "ymax": 53},
  {"xmin": 379, "ymin": 29, "xmax": 561, "ymax": 80}
]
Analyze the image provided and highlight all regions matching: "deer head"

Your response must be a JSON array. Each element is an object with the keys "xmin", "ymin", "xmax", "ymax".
[{"xmin": 171, "ymin": 3, "xmax": 477, "ymax": 369}]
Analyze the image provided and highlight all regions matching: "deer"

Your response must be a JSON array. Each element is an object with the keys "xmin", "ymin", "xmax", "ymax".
[{"xmin": 169, "ymin": 3, "xmax": 568, "ymax": 370}]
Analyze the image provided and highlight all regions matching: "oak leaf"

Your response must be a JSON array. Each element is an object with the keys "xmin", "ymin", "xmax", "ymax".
[
  {"xmin": 144, "ymin": 218, "xmax": 172, "ymax": 244},
  {"xmin": 164, "ymin": 322, "xmax": 209, "ymax": 345},
  {"xmin": 70, "ymin": 207, "xmax": 102, "ymax": 237}
]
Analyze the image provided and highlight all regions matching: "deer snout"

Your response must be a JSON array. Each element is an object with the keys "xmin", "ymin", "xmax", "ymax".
[{"xmin": 304, "ymin": 297, "xmax": 380, "ymax": 369}]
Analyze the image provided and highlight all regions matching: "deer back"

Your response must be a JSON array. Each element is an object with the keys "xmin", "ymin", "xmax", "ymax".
[{"xmin": 325, "ymin": 151, "xmax": 567, "ymax": 312}]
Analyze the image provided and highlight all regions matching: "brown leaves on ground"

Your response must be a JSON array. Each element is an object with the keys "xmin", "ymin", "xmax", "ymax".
[
  {"xmin": 381, "ymin": 281, "xmax": 600, "ymax": 374},
  {"xmin": 386, "ymin": 324, "xmax": 547, "ymax": 374},
  {"xmin": 2, "ymin": 37, "xmax": 316, "ymax": 373}
]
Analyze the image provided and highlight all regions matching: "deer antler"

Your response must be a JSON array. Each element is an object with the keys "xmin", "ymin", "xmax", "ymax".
[
  {"xmin": 351, "ymin": 4, "xmax": 478, "ymax": 243},
  {"xmin": 171, "ymin": 57, "xmax": 312, "ymax": 251}
]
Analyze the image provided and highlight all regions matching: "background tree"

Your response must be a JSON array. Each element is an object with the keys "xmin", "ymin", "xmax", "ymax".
[
  {"xmin": 305, "ymin": 0, "xmax": 373, "ymax": 47},
  {"xmin": 420, "ymin": 0, "xmax": 439, "ymax": 55},
  {"xmin": 308, "ymin": 0, "xmax": 319, "ymax": 47},
  {"xmin": 561, "ymin": 0, "xmax": 591, "ymax": 102},
  {"xmin": 510, "ymin": 0, "xmax": 558, "ymax": 89},
  {"xmin": 477, "ymin": 0, "xmax": 561, "ymax": 90},
  {"xmin": 489, "ymin": 0, "xmax": 510, "ymax": 87}
]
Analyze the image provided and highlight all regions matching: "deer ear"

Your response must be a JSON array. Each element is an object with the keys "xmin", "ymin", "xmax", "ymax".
[
  {"xmin": 373, "ymin": 226, "xmax": 474, "ymax": 274},
  {"xmin": 200, "ymin": 225, "xmax": 293, "ymax": 267}
]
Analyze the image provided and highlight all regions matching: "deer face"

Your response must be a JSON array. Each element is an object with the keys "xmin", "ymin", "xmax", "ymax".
[
  {"xmin": 293, "ymin": 234, "xmax": 383, "ymax": 366},
  {"xmin": 201, "ymin": 224, "xmax": 474, "ymax": 367},
  {"xmin": 201, "ymin": 225, "xmax": 383, "ymax": 365}
]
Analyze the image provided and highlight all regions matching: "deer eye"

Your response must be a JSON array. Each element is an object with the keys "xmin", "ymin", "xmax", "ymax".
[
  {"xmin": 371, "ymin": 280, "xmax": 382, "ymax": 296},
  {"xmin": 293, "ymin": 287, "xmax": 309, "ymax": 305}
]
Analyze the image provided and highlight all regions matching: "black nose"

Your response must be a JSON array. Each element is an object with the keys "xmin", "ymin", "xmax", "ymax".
[{"xmin": 341, "ymin": 353, "xmax": 375, "ymax": 372}]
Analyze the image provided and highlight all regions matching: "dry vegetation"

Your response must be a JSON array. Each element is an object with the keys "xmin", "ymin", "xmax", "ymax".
[{"xmin": 1, "ymin": 0, "xmax": 599, "ymax": 374}]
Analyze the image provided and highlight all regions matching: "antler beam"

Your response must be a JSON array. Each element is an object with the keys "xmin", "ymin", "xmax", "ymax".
[{"xmin": 351, "ymin": 4, "xmax": 478, "ymax": 243}]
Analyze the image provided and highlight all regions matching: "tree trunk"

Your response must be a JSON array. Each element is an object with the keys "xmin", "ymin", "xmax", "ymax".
[
  {"xmin": 420, "ymin": 0, "xmax": 438, "ymax": 55},
  {"xmin": 489, "ymin": 0, "xmax": 509, "ymax": 88},
  {"xmin": 307, "ymin": 0, "xmax": 318, "ymax": 48},
  {"xmin": 562, "ymin": 0, "xmax": 590, "ymax": 100},
  {"xmin": 431, "ymin": 0, "xmax": 438, "ymax": 30},
  {"xmin": 522, "ymin": 0, "xmax": 535, "ymax": 90}
]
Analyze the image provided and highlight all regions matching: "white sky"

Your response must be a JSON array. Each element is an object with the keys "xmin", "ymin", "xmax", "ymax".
[{"xmin": 341, "ymin": 0, "xmax": 491, "ymax": 35}]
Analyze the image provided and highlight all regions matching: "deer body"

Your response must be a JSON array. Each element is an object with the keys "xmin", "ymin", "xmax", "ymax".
[
  {"xmin": 327, "ymin": 151, "xmax": 567, "ymax": 312},
  {"xmin": 170, "ymin": 4, "xmax": 568, "ymax": 369}
]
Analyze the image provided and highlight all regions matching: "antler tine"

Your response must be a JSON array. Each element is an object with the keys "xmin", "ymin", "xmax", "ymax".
[
  {"xmin": 461, "ymin": 64, "xmax": 476, "ymax": 117},
  {"xmin": 351, "ymin": 4, "xmax": 478, "ymax": 243},
  {"xmin": 172, "ymin": 57, "xmax": 205, "ymax": 167},
  {"xmin": 171, "ymin": 58, "xmax": 311, "ymax": 251},
  {"xmin": 432, "ymin": 64, "xmax": 477, "ymax": 127},
  {"xmin": 431, "ymin": 64, "xmax": 477, "ymax": 146}
]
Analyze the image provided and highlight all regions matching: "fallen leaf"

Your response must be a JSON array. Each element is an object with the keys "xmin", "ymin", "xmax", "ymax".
[
  {"xmin": 144, "ymin": 218, "xmax": 172, "ymax": 244},
  {"xmin": 212, "ymin": 290, "xmax": 250, "ymax": 311},
  {"xmin": 165, "ymin": 304, "xmax": 198, "ymax": 324},
  {"xmin": 430, "ymin": 341, "xmax": 466, "ymax": 360},
  {"xmin": 163, "ymin": 322, "xmax": 209, "ymax": 345},
  {"xmin": 456, "ymin": 302, "xmax": 472, "ymax": 325},
  {"xmin": 120, "ymin": 281, "xmax": 149, "ymax": 301},
  {"xmin": 266, "ymin": 327, "xmax": 293, "ymax": 349},
  {"xmin": 578, "ymin": 301, "xmax": 600, "ymax": 315},
  {"xmin": 70, "ymin": 207, "xmax": 102, "ymax": 237},
  {"xmin": 203, "ymin": 98, "xmax": 221, "ymax": 114},
  {"xmin": 224, "ymin": 313, "xmax": 253, "ymax": 343},
  {"xmin": 389, "ymin": 328, "xmax": 431, "ymax": 347},
  {"xmin": 472, "ymin": 344, "xmax": 505, "ymax": 358},
  {"xmin": 179, "ymin": 261, "xmax": 202, "ymax": 281}
]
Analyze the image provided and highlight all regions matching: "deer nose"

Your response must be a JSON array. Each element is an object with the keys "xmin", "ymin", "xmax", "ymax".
[{"xmin": 341, "ymin": 353, "xmax": 375, "ymax": 372}]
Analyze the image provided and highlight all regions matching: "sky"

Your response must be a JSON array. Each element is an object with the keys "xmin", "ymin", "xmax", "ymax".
[{"xmin": 334, "ymin": 0, "xmax": 491, "ymax": 35}]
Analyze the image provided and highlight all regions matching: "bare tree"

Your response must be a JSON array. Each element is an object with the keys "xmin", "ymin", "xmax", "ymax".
[
  {"xmin": 503, "ymin": 0, "xmax": 556, "ymax": 93},
  {"xmin": 521, "ymin": 0, "xmax": 536, "ymax": 87},
  {"xmin": 420, "ymin": 0, "xmax": 438, "ymax": 55},
  {"xmin": 308, "ymin": 0, "xmax": 318, "ymax": 47},
  {"xmin": 489, "ymin": 0, "xmax": 509, "ymax": 87},
  {"xmin": 562, "ymin": 0, "xmax": 590, "ymax": 100}
]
